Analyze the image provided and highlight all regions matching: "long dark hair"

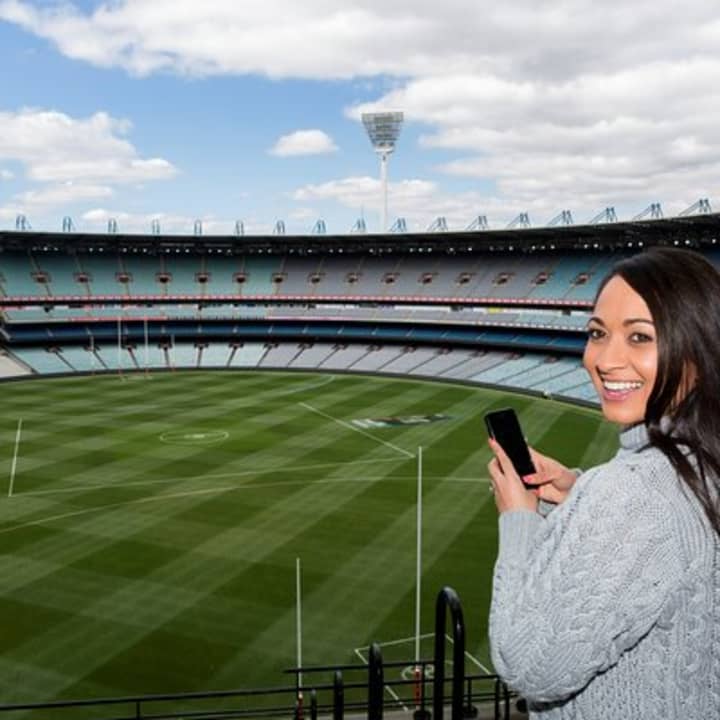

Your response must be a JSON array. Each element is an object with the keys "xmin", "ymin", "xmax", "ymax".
[{"xmin": 596, "ymin": 246, "xmax": 720, "ymax": 534}]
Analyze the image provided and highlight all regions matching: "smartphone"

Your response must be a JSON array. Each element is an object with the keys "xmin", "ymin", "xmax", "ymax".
[{"xmin": 484, "ymin": 408, "xmax": 536, "ymax": 482}]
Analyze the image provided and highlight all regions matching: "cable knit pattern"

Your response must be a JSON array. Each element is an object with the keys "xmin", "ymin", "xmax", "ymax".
[{"xmin": 489, "ymin": 423, "xmax": 720, "ymax": 719}]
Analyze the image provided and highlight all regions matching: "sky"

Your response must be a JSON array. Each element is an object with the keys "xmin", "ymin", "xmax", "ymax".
[{"xmin": 0, "ymin": 0, "xmax": 719, "ymax": 236}]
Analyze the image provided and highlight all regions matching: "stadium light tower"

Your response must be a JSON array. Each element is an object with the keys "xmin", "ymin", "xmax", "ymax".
[{"xmin": 362, "ymin": 111, "xmax": 404, "ymax": 232}]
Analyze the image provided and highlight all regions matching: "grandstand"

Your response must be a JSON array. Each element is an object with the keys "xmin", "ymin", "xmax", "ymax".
[{"xmin": 3, "ymin": 212, "xmax": 720, "ymax": 404}]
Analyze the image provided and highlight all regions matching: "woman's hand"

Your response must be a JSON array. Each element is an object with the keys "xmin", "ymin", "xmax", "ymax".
[
  {"xmin": 524, "ymin": 447, "xmax": 578, "ymax": 504},
  {"xmin": 487, "ymin": 438, "xmax": 538, "ymax": 514}
]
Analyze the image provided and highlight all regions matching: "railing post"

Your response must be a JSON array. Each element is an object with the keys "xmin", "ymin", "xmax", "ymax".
[
  {"xmin": 432, "ymin": 587, "xmax": 465, "ymax": 720},
  {"xmin": 368, "ymin": 642, "xmax": 384, "ymax": 720},
  {"xmin": 333, "ymin": 670, "xmax": 344, "ymax": 720},
  {"xmin": 135, "ymin": 699, "xmax": 141, "ymax": 719},
  {"xmin": 413, "ymin": 661, "xmax": 430, "ymax": 720},
  {"xmin": 502, "ymin": 682, "xmax": 511, "ymax": 720},
  {"xmin": 310, "ymin": 689, "xmax": 317, "ymax": 720},
  {"xmin": 464, "ymin": 676, "xmax": 477, "ymax": 718}
]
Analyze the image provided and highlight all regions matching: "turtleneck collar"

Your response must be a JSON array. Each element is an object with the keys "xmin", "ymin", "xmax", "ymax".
[
  {"xmin": 619, "ymin": 422, "xmax": 649, "ymax": 452},
  {"xmin": 619, "ymin": 416, "xmax": 677, "ymax": 453}
]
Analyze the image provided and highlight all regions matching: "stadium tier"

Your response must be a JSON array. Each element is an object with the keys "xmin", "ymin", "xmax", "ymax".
[
  {"xmin": 6, "ymin": 341, "xmax": 597, "ymax": 401},
  {"xmin": 4, "ymin": 216, "xmax": 720, "ymax": 409},
  {"xmin": 0, "ymin": 248, "xmax": 630, "ymax": 303}
]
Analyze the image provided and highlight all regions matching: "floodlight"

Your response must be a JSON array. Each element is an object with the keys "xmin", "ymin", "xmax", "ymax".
[{"xmin": 362, "ymin": 112, "xmax": 404, "ymax": 232}]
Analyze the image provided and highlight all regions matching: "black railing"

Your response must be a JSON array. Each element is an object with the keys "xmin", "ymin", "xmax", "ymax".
[
  {"xmin": 0, "ymin": 588, "xmax": 515, "ymax": 720},
  {"xmin": 433, "ymin": 586, "xmax": 466, "ymax": 720}
]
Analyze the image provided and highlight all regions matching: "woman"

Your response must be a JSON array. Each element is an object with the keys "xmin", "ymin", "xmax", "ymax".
[{"xmin": 488, "ymin": 246, "xmax": 720, "ymax": 718}]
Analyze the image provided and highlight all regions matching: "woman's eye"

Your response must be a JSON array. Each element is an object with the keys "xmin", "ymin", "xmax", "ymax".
[
  {"xmin": 586, "ymin": 327, "xmax": 604, "ymax": 340},
  {"xmin": 630, "ymin": 332, "xmax": 654, "ymax": 343}
]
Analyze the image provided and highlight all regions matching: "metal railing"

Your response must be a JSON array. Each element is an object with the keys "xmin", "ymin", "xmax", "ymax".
[{"xmin": 0, "ymin": 588, "xmax": 515, "ymax": 720}]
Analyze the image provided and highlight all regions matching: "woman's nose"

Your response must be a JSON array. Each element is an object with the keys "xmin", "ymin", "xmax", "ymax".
[{"xmin": 596, "ymin": 336, "xmax": 628, "ymax": 371}]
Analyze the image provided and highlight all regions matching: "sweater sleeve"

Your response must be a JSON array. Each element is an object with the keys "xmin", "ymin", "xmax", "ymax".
[
  {"xmin": 489, "ymin": 461, "xmax": 684, "ymax": 703},
  {"xmin": 536, "ymin": 468, "xmax": 583, "ymax": 518}
]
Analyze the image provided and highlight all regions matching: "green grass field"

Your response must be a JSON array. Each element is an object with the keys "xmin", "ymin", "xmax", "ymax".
[{"xmin": 0, "ymin": 370, "xmax": 618, "ymax": 708}]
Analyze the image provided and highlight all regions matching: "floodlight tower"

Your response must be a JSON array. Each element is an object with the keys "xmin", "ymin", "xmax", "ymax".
[{"xmin": 362, "ymin": 111, "xmax": 404, "ymax": 232}]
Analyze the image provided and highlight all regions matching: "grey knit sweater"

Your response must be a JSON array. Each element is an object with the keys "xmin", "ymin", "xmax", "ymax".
[{"xmin": 489, "ymin": 423, "xmax": 720, "ymax": 718}]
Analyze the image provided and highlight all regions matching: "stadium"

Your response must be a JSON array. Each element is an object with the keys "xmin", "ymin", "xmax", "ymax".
[{"xmin": 0, "ymin": 205, "xmax": 718, "ymax": 719}]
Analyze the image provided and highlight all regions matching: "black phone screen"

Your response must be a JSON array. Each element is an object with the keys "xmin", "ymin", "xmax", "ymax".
[{"xmin": 484, "ymin": 408, "xmax": 536, "ymax": 479}]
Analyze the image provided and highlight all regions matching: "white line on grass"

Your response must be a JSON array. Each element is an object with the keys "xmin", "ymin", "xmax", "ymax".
[
  {"xmin": 366, "ymin": 633, "xmax": 434, "ymax": 648},
  {"xmin": 18, "ymin": 458, "xmax": 405, "ymax": 497},
  {"xmin": 444, "ymin": 633, "xmax": 492, "ymax": 674},
  {"xmin": 299, "ymin": 402, "xmax": 415, "ymax": 460},
  {"xmin": 274, "ymin": 374, "xmax": 335, "ymax": 396},
  {"xmin": 8, "ymin": 419, "xmax": 22, "ymax": 498},
  {"xmin": 0, "ymin": 486, "xmax": 235, "ymax": 536},
  {"xmin": 354, "ymin": 648, "xmax": 409, "ymax": 713}
]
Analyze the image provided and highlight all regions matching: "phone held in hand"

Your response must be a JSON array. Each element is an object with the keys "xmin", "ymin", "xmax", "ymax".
[{"xmin": 484, "ymin": 408, "xmax": 536, "ymax": 485}]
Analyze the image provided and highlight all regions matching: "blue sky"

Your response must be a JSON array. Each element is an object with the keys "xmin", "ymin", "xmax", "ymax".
[{"xmin": 1, "ymin": 1, "xmax": 719, "ymax": 235}]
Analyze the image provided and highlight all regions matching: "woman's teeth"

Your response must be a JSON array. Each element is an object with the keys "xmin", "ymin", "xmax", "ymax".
[{"xmin": 602, "ymin": 380, "xmax": 643, "ymax": 391}]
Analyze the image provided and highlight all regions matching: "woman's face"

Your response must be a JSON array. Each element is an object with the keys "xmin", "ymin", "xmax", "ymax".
[{"xmin": 583, "ymin": 275, "xmax": 657, "ymax": 425}]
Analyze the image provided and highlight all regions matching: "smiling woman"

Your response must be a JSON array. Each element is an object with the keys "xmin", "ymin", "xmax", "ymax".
[
  {"xmin": 487, "ymin": 247, "xmax": 720, "ymax": 718},
  {"xmin": 584, "ymin": 274, "xmax": 658, "ymax": 426}
]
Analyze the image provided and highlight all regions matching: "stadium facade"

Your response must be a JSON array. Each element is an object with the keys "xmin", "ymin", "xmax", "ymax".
[{"xmin": 1, "ymin": 212, "xmax": 720, "ymax": 404}]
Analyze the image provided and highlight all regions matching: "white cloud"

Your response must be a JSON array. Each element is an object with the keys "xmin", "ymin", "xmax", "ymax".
[
  {"xmin": 269, "ymin": 130, "xmax": 338, "ymax": 157},
  {"xmin": 3, "ymin": 0, "xmax": 718, "ymax": 81},
  {"xmin": 288, "ymin": 207, "xmax": 317, "ymax": 221},
  {"xmin": 17, "ymin": 182, "xmax": 113, "ymax": 208},
  {"xmin": 350, "ymin": 56, "xmax": 720, "ymax": 216},
  {"xmin": 0, "ymin": 108, "xmax": 177, "ymax": 185},
  {"xmin": 291, "ymin": 175, "xmax": 513, "ymax": 230},
  {"xmin": 78, "ymin": 209, "xmax": 270, "ymax": 235},
  {"xmin": 0, "ymin": 168, "xmax": 13, "ymax": 180},
  {"xmin": 4, "ymin": 1, "xmax": 720, "ymax": 221}
]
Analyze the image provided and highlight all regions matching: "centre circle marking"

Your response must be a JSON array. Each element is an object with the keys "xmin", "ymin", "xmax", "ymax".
[{"xmin": 159, "ymin": 430, "xmax": 229, "ymax": 446}]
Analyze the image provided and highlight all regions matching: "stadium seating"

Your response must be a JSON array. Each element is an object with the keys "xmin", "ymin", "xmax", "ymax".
[
  {"xmin": 4, "ymin": 244, "xmax": 654, "ymax": 406},
  {"xmin": 0, "ymin": 351, "xmax": 31, "ymax": 377},
  {"xmin": 230, "ymin": 343, "xmax": 266, "ymax": 366},
  {"xmin": 0, "ymin": 250, "xmax": 609, "ymax": 302},
  {"xmin": 80, "ymin": 254, "xmax": 126, "ymax": 296},
  {"xmin": 162, "ymin": 256, "xmax": 205, "ymax": 295},
  {"xmin": 60, "ymin": 346, "xmax": 99, "ymax": 372},
  {"xmin": 201, "ymin": 343, "xmax": 232, "ymax": 367},
  {"xmin": 288, "ymin": 343, "xmax": 336, "ymax": 368},
  {"xmin": 0, "ymin": 252, "xmax": 43, "ymax": 296},
  {"xmin": 6, "ymin": 339, "xmax": 597, "ymax": 401},
  {"xmin": 242, "ymin": 257, "xmax": 283, "ymax": 295}
]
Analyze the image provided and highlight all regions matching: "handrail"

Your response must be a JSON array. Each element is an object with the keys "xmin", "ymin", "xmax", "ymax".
[
  {"xmin": 432, "ymin": 586, "xmax": 466, "ymax": 720},
  {"xmin": 0, "ymin": 586, "xmax": 515, "ymax": 720},
  {"xmin": 367, "ymin": 642, "xmax": 384, "ymax": 720},
  {"xmin": 333, "ymin": 670, "xmax": 344, "ymax": 720}
]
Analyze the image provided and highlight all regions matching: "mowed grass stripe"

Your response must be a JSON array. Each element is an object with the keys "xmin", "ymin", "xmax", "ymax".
[
  {"xmin": 0, "ymin": 462, "xmax": 414, "ymax": 692},
  {"xmin": 5, "ymin": 471, "xmax": 413, "ymax": 698},
  {"xmin": 0, "ymin": 371, "xmax": 613, "ymax": 706},
  {"xmin": 239, "ymin": 477, "xmax": 495, "ymax": 667},
  {"xmin": 11, "ymin": 375, "xmax": 408, "ymax": 496}
]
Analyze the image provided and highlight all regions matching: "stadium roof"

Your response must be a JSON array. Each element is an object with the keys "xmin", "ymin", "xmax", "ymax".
[{"xmin": 1, "ymin": 213, "xmax": 720, "ymax": 255}]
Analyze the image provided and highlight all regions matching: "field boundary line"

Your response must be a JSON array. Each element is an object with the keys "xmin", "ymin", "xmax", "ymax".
[
  {"xmin": 368, "ymin": 632, "xmax": 434, "ymax": 648},
  {"xmin": 444, "ymin": 633, "xmax": 491, "ymax": 674},
  {"xmin": 8, "ymin": 419, "xmax": 22, "ymax": 498},
  {"xmin": 0, "ymin": 485, "xmax": 235, "ymax": 536},
  {"xmin": 299, "ymin": 402, "xmax": 415, "ymax": 459},
  {"xmin": 354, "ymin": 647, "xmax": 409, "ymax": 712},
  {"xmin": 17, "ymin": 457, "xmax": 404, "ymax": 497},
  {"xmin": 274, "ymin": 374, "xmax": 335, "ymax": 396}
]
